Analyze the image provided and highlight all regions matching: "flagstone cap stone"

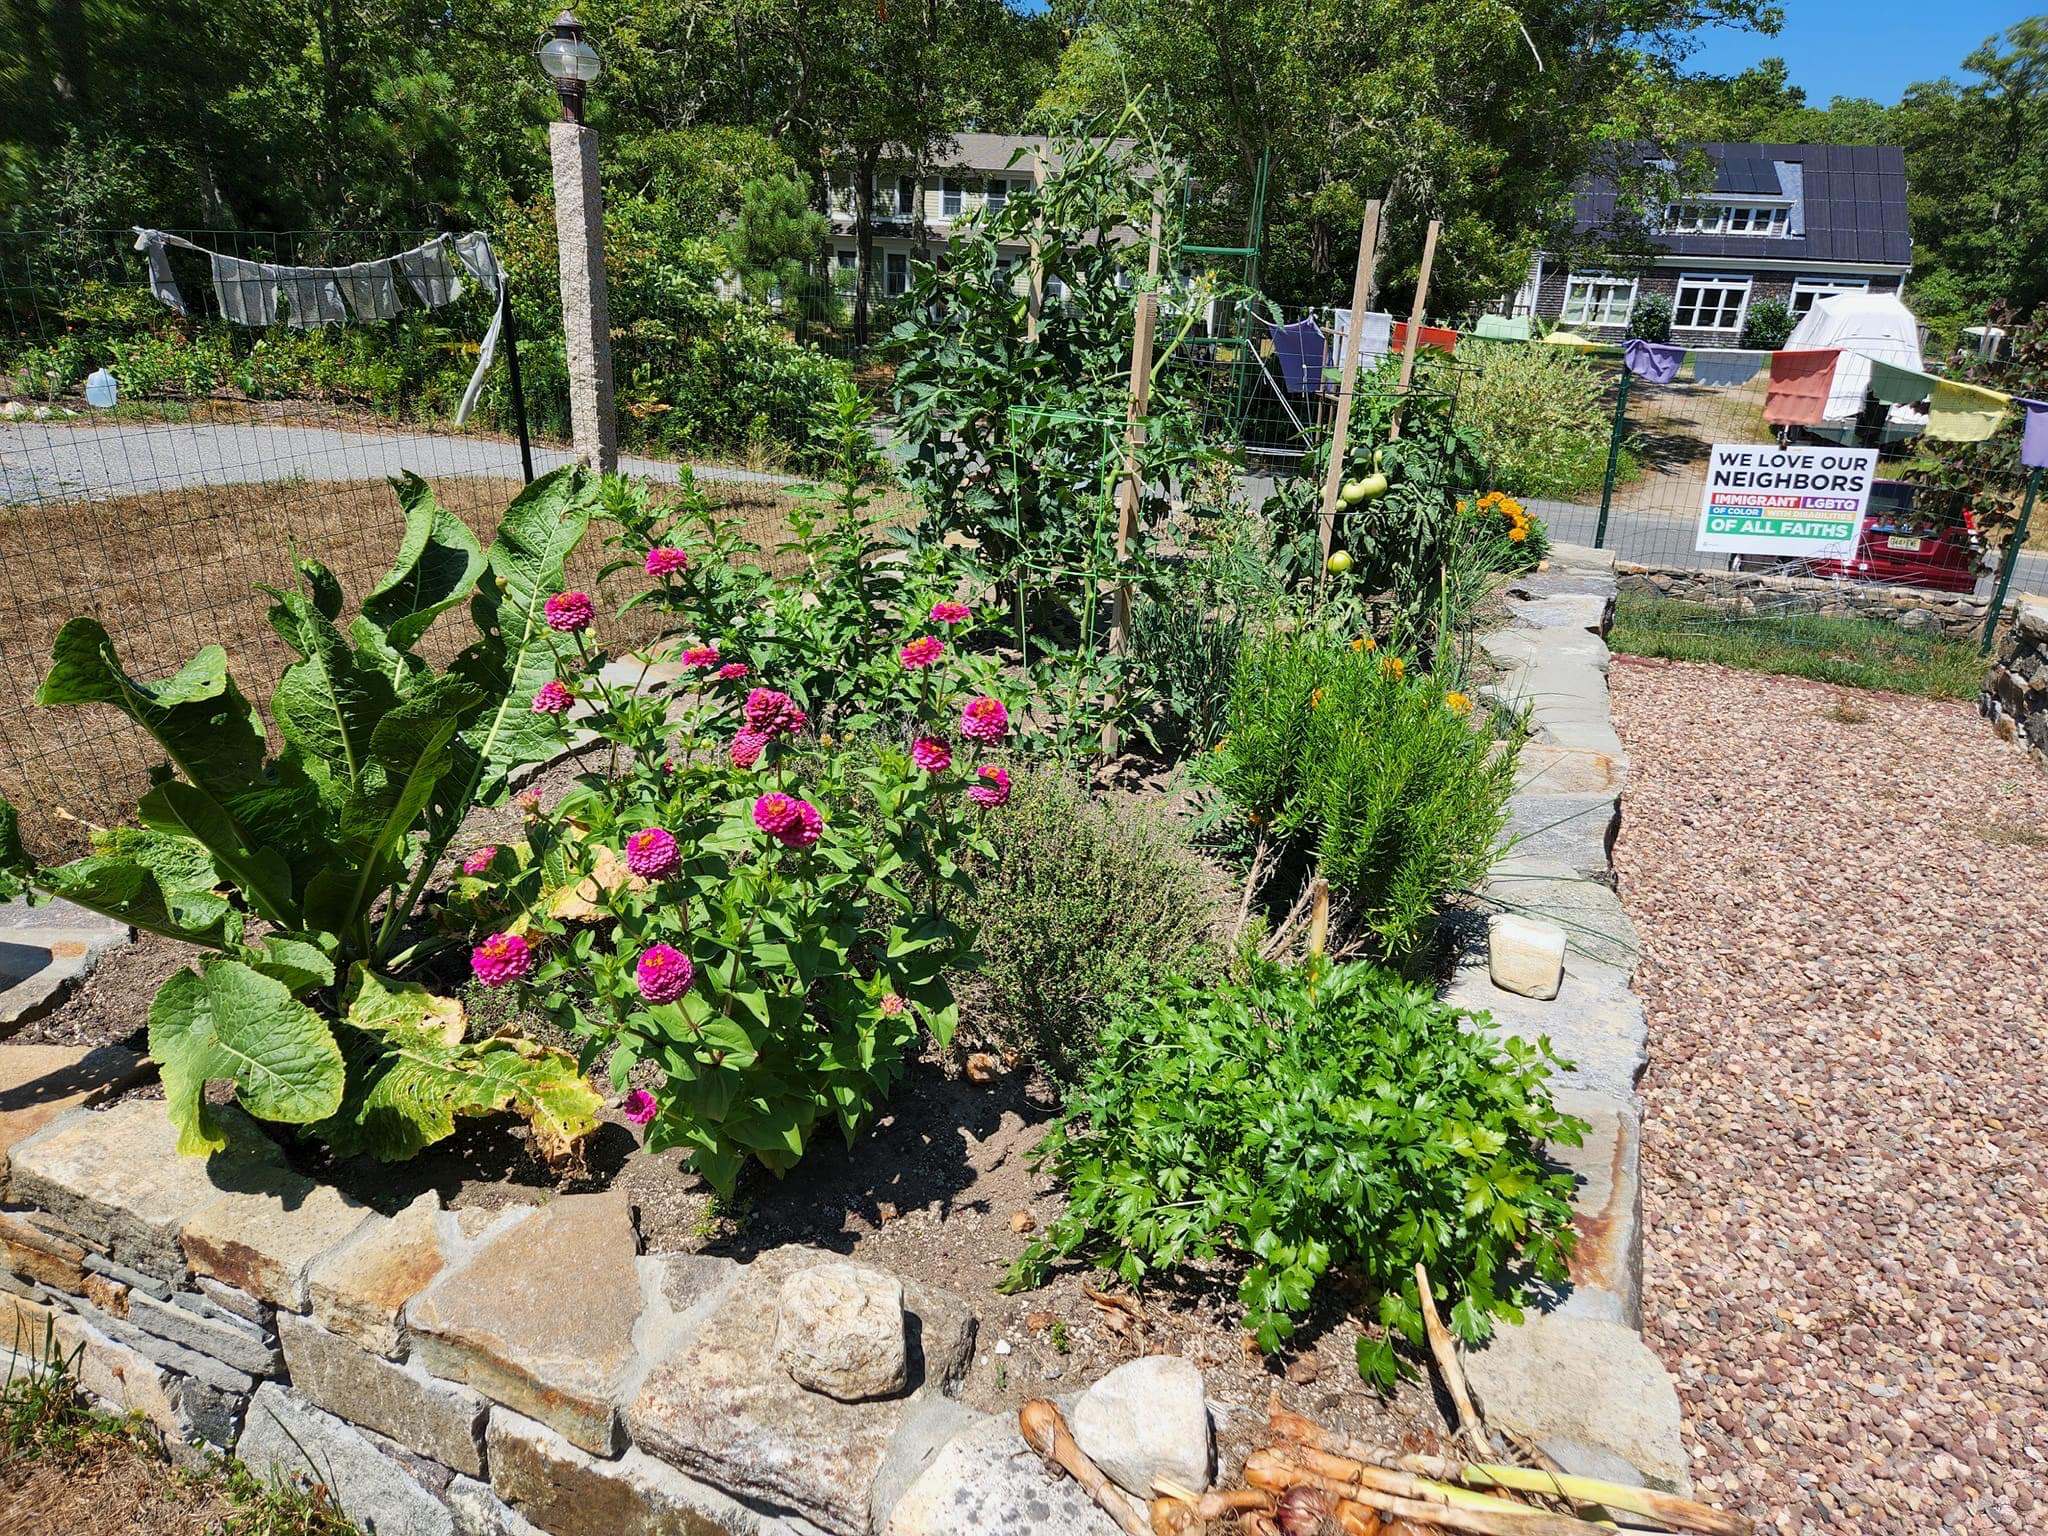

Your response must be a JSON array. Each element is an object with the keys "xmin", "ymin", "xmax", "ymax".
[
  {"xmin": 627, "ymin": 1244, "xmax": 977, "ymax": 1536},
  {"xmin": 883, "ymin": 1409, "xmax": 1125, "ymax": 1536},
  {"xmin": 308, "ymin": 1191, "xmax": 459, "ymax": 1359},
  {"xmin": 181, "ymin": 1171, "xmax": 379, "ymax": 1311},
  {"xmin": 6, "ymin": 1099, "xmax": 289, "ymax": 1283},
  {"xmin": 0, "ymin": 1042, "xmax": 152, "ymax": 1181},
  {"xmin": 407, "ymin": 1189, "xmax": 647, "ymax": 1456}
]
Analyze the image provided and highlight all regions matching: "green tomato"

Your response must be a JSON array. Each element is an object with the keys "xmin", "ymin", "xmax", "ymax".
[
  {"xmin": 1361, "ymin": 471, "xmax": 1391, "ymax": 499},
  {"xmin": 1326, "ymin": 549, "xmax": 1353, "ymax": 574},
  {"xmin": 1340, "ymin": 478, "xmax": 1369, "ymax": 505}
]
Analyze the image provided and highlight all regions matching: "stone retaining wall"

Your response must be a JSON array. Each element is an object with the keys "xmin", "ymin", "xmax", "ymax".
[
  {"xmin": 1618, "ymin": 560, "xmax": 2009, "ymax": 640},
  {"xmin": 1981, "ymin": 594, "xmax": 2048, "ymax": 767},
  {"xmin": 1452, "ymin": 545, "xmax": 1690, "ymax": 1492}
]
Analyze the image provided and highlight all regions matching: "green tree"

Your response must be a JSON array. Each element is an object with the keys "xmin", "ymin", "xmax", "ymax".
[{"xmin": 725, "ymin": 172, "xmax": 831, "ymax": 314}]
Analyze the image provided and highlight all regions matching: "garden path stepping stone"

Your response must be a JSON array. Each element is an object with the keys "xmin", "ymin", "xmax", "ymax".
[
  {"xmin": 0, "ymin": 895, "xmax": 132, "ymax": 1035},
  {"xmin": 0, "ymin": 1042, "xmax": 151, "ymax": 1181},
  {"xmin": 628, "ymin": 1244, "xmax": 976, "ymax": 1536}
]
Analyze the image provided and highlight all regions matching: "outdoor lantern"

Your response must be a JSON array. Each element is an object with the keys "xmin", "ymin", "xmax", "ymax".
[{"xmin": 537, "ymin": 11, "xmax": 601, "ymax": 123}]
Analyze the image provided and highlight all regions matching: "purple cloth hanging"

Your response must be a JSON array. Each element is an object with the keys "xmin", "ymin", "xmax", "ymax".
[
  {"xmin": 1623, "ymin": 338, "xmax": 1684, "ymax": 385},
  {"xmin": 1267, "ymin": 318, "xmax": 1330, "ymax": 396},
  {"xmin": 2019, "ymin": 398, "xmax": 2048, "ymax": 471}
]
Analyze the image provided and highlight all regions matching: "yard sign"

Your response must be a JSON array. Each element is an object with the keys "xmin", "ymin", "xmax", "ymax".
[{"xmin": 1694, "ymin": 443, "xmax": 1877, "ymax": 558}]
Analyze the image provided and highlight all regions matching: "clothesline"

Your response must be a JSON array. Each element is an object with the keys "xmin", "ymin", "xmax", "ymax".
[{"xmin": 130, "ymin": 228, "xmax": 506, "ymax": 425}]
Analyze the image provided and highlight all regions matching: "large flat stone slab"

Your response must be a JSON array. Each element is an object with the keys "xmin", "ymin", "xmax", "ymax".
[
  {"xmin": 0, "ymin": 1208, "xmax": 89, "ymax": 1291},
  {"xmin": 308, "ymin": 1192, "xmax": 452, "ymax": 1359},
  {"xmin": 279, "ymin": 1311, "xmax": 488, "ymax": 1475},
  {"xmin": 0, "ymin": 898, "xmax": 132, "ymax": 1031},
  {"xmin": 1542, "ymin": 1089, "xmax": 1641, "ymax": 1328},
  {"xmin": 0, "ymin": 1044, "xmax": 152, "ymax": 1181},
  {"xmin": 1499, "ymin": 789, "xmax": 1619, "ymax": 878},
  {"xmin": 884, "ymin": 1409, "xmax": 1128, "ymax": 1536},
  {"xmin": 239, "ymin": 1382, "xmax": 456, "ymax": 1536},
  {"xmin": 125, "ymin": 1286, "xmax": 282, "ymax": 1375},
  {"xmin": 7, "ymin": 1100, "xmax": 287, "ymax": 1282},
  {"xmin": 182, "ymin": 1174, "xmax": 377, "ymax": 1311},
  {"xmin": 1461, "ymin": 1313, "xmax": 1689, "ymax": 1495},
  {"xmin": 1512, "ymin": 743, "xmax": 1627, "ymax": 798},
  {"xmin": 627, "ymin": 1245, "xmax": 977, "ymax": 1536},
  {"xmin": 408, "ymin": 1190, "xmax": 646, "ymax": 1455},
  {"xmin": 1447, "ymin": 953, "xmax": 1647, "ymax": 1101}
]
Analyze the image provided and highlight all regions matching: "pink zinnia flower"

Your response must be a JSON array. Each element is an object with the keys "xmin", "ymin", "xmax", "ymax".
[
  {"xmin": 681, "ymin": 643, "xmax": 720, "ymax": 669},
  {"xmin": 532, "ymin": 679, "xmax": 573, "ymax": 716},
  {"xmin": 753, "ymin": 792, "xmax": 823, "ymax": 849},
  {"xmin": 782, "ymin": 799, "xmax": 824, "ymax": 850},
  {"xmin": 622, "ymin": 1089, "xmax": 658, "ymax": 1125},
  {"xmin": 744, "ymin": 688, "xmax": 807, "ymax": 738},
  {"xmin": 644, "ymin": 546, "xmax": 690, "ymax": 577},
  {"xmin": 960, "ymin": 695, "xmax": 1010, "ymax": 742},
  {"xmin": 517, "ymin": 789, "xmax": 544, "ymax": 820},
  {"xmin": 879, "ymin": 993, "xmax": 908, "ymax": 1017},
  {"xmin": 729, "ymin": 728, "xmax": 769, "ymax": 768},
  {"xmin": 929, "ymin": 600, "xmax": 971, "ymax": 625},
  {"xmin": 471, "ymin": 932, "xmax": 531, "ymax": 987},
  {"xmin": 911, "ymin": 736, "xmax": 952, "ymax": 773},
  {"xmin": 899, "ymin": 635, "xmax": 945, "ymax": 670},
  {"xmin": 635, "ymin": 943, "xmax": 694, "ymax": 1003},
  {"xmin": 967, "ymin": 764, "xmax": 1012, "ymax": 808},
  {"xmin": 543, "ymin": 591, "xmax": 594, "ymax": 633},
  {"xmin": 461, "ymin": 846, "xmax": 498, "ymax": 877},
  {"xmin": 625, "ymin": 827, "xmax": 679, "ymax": 879},
  {"xmin": 715, "ymin": 662, "xmax": 750, "ymax": 682}
]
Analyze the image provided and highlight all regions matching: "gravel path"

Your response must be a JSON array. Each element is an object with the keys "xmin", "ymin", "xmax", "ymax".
[{"xmin": 1611, "ymin": 657, "xmax": 2047, "ymax": 1535}]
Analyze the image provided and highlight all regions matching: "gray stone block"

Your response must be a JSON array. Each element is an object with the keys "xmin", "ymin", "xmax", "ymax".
[
  {"xmin": 238, "ymin": 1382, "xmax": 456, "ymax": 1536},
  {"xmin": 1542, "ymin": 1088, "xmax": 1642, "ymax": 1329},
  {"xmin": 84, "ymin": 1251, "xmax": 175, "ymax": 1300},
  {"xmin": 1499, "ymin": 789, "xmax": 1619, "ymax": 878},
  {"xmin": 278, "ymin": 1312, "xmax": 488, "ymax": 1477},
  {"xmin": 60, "ymin": 1293, "xmax": 258, "ymax": 1395},
  {"xmin": 446, "ymin": 1475, "xmax": 550, "ymax": 1536},
  {"xmin": 197, "ymin": 1276, "xmax": 276, "ymax": 1327},
  {"xmin": 884, "ymin": 1409, "xmax": 1129, "ymax": 1536},
  {"xmin": 1447, "ymin": 954, "xmax": 1648, "ymax": 1101},
  {"xmin": 127, "ymin": 1288, "xmax": 283, "ymax": 1375},
  {"xmin": 1503, "ymin": 592, "xmax": 1613, "ymax": 634},
  {"xmin": 182, "ymin": 1175, "xmax": 377, "ymax": 1312},
  {"xmin": 870, "ymin": 1393, "xmax": 986, "ymax": 1533}
]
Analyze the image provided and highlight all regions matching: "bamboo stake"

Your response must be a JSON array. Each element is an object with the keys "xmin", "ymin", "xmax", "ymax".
[
  {"xmin": 1245, "ymin": 1451, "xmax": 1612, "ymax": 1536},
  {"xmin": 1317, "ymin": 201, "xmax": 1385, "ymax": 571},
  {"xmin": 1102, "ymin": 200, "xmax": 1167, "ymax": 758},
  {"xmin": 1388, "ymin": 218, "xmax": 1441, "ymax": 441},
  {"xmin": 1397, "ymin": 1458, "xmax": 1753, "ymax": 1536},
  {"xmin": 1021, "ymin": 1400, "xmax": 1152, "ymax": 1536},
  {"xmin": 1415, "ymin": 1262, "xmax": 1497, "ymax": 1457}
]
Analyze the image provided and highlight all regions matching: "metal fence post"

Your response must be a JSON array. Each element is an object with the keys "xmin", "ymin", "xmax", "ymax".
[
  {"xmin": 1594, "ymin": 365, "xmax": 1632, "ymax": 550},
  {"xmin": 498, "ymin": 280, "xmax": 534, "ymax": 484},
  {"xmin": 1982, "ymin": 465, "xmax": 2041, "ymax": 655}
]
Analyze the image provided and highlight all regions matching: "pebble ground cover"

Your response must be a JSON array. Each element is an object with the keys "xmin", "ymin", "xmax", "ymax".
[{"xmin": 1612, "ymin": 656, "xmax": 2046, "ymax": 1536}]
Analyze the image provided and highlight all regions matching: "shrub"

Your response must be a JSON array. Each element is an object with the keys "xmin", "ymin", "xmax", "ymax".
[
  {"xmin": 1627, "ymin": 292, "xmax": 1672, "ymax": 342},
  {"xmin": 481, "ymin": 508, "xmax": 1024, "ymax": 1195},
  {"xmin": 1006, "ymin": 960, "xmax": 1587, "ymax": 1387},
  {"xmin": 1423, "ymin": 343, "xmax": 1616, "ymax": 500},
  {"xmin": 0, "ymin": 471, "xmax": 607, "ymax": 1161},
  {"xmin": 947, "ymin": 766, "xmax": 1223, "ymax": 1080},
  {"xmin": 1740, "ymin": 297, "xmax": 1796, "ymax": 350},
  {"xmin": 1200, "ymin": 625, "xmax": 1520, "ymax": 966}
]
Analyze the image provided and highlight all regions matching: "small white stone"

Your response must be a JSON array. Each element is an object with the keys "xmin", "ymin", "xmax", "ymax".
[
  {"xmin": 1489, "ymin": 914, "xmax": 1568, "ymax": 1000},
  {"xmin": 993, "ymin": 1339, "xmax": 1011, "ymax": 1356},
  {"xmin": 1072, "ymin": 1355, "xmax": 1212, "ymax": 1500}
]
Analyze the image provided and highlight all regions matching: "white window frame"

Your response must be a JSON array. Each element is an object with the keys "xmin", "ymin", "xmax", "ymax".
[
  {"xmin": 1788, "ymin": 276, "xmax": 1869, "ymax": 317},
  {"xmin": 884, "ymin": 250, "xmax": 910, "ymax": 297},
  {"xmin": 940, "ymin": 178, "xmax": 963, "ymax": 218},
  {"xmin": 984, "ymin": 179, "xmax": 1007, "ymax": 213},
  {"xmin": 1560, "ymin": 271, "xmax": 1638, "ymax": 328},
  {"xmin": 834, "ymin": 248, "xmax": 858, "ymax": 272},
  {"xmin": 1671, "ymin": 273, "xmax": 1753, "ymax": 333},
  {"xmin": 894, "ymin": 176, "xmax": 915, "ymax": 217},
  {"xmin": 1663, "ymin": 200, "xmax": 1789, "ymax": 237}
]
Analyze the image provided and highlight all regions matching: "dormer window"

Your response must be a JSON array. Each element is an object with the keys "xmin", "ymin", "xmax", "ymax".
[{"xmin": 1663, "ymin": 200, "xmax": 1789, "ymax": 236}]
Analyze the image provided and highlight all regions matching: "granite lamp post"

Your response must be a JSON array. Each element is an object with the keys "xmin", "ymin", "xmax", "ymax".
[{"xmin": 538, "ymin": 11, "xmax": 618, "ymax": 472}]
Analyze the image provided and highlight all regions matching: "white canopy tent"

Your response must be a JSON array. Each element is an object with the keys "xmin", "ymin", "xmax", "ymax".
[{"xmin": 1784, "ymin": 291, "xmax": 1927, "ymax": 425}]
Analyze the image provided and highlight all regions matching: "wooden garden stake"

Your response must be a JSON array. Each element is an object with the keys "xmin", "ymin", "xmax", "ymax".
[
  {"xmin": 1388, "ymin": 218, "xmax": 1441, "ymax": 441},
  {"xmin": 1101, "ymin": 199, "xmax": 1166, "ymax": 757},
  {"xmin": 1318, "ymin": 201, "xmax": 1384, "ymax": 570}
]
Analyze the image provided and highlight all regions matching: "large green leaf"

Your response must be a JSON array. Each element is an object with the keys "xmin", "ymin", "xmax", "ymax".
[
  {"xmin": 148, "ymin": 957, "xmax": 346, "ymax": 1155},
  {"xmin": 139, "ymin": 781, "xmax": 297, "ymax": 930},
  {"xmin": 35, "ymin": 620, "xmax": 266, "ymax": 803},
  {"xmin": 452, "ymin": 467, "xmax": 599, "ymax": 801},
  {"xmin": 317, "ymin": 965, "xmax": 601, "ymax": 1162},
  {"xmin": 40, "ymin": 852, "xmax": 241, "ymax": 948},
  {"xmin": 266, "ymin": 589, "xmax": 398, "ymax": 802},
  {"xmin": 357, "ymin": 474, "xmax": 488, "ymax": 665}
]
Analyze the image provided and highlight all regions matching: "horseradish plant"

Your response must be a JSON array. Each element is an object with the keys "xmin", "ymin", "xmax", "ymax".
[{"xmin": 0, "ymin": 470, "xmax": 606, "ymax": 1160}]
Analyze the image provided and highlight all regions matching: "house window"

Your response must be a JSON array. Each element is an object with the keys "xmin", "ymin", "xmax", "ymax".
[
  {"xmin": 1671, "ymin": 274, "xmax": 1752, "ymax": 332},
  {"xmin": 885, "ymin": 251, "xmax": 910, "ymax": 297},
  {"xmin": 834, "ymin": 248, "xmax": 857, "ymax": 272},
  {"xmin": 941, "ymin": 179, "xmax": 963, "ymax": 218},
  {"xmin": 895, "ymin": 177, "xmax": 915, "ymax": 217},
  {"xmin": 1789, "ymin": 276, "xmax": 1869, "ymax": 317},
  {"xmin": 985, "ymin": 179, "xmax": 1007, "ymax": 213},
  {"xmin": 1560, "ymin": 272, "xmax": 1637, "ymax": 328},
  {"xmin": 1663, "ymin": 202, "xmax": 1787, "ymax": 236}
]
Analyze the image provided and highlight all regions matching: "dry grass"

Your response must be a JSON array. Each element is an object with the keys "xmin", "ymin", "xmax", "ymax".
[{"xmin": 0, "ymin": 474, "xmax": 815, "ymax": 852}]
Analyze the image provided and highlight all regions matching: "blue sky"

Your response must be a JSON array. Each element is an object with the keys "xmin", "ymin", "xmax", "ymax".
[{"xmin": 1679, "ymin": 1, "xmax": 2032, "ymax": 104}]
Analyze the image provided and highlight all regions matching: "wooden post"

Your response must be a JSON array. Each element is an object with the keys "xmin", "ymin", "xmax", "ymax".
[
  {"xmin": 1387, "ymin": 217, "xmax": 1441, "ymax": 441},
  {"xmin": 1100, "ymin": 203, "xmax": 1167, "ymax": 758},
  {"xmin": 1025, "ymin": 154, "xmax": 1048, "ymax": 342},
  {"xmin": 1317, "ymin": 201, "xmax": 1385, "ymax": 570}
]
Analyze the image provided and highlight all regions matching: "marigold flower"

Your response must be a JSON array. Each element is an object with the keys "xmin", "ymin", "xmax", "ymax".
[
  {"xmin": 1445, "ymin": 691, "xmax": 1473, "ymax": 716},
  {"xmin": 625, "ymin": 826, "xmax": 679, "ymax": 879},
  {"xmin": 1381, "ymin": 655, "xmax": 1406, "ymax": 681},
  {"xmin": 911, "ymin": 736, "xmax": 952, "ymax": 773},
  {"xmin": 743, "ymin": 687, "xmax": 807, "ymax": 737},
  {"xmin": 543, "ymin": 590, "xmax": 594, "ymax": 633},
  {"xmin": 715, "ymin": 662, "xmax": 750, "ymax": 682},
  {"xmin": 635, "ymin": 943, "xmax": 695, "ymax": 1003},
  {"xmin": 899, "ymin": 634, "xmax": 946, "ymax": 670},
  {"xmin": 531, "ymin": 679, "xmax": 573, "ymax": 715},
  {"xmin": 461, "ymin": 846, "xmax": 498, "ymax": 877},
  {"xmin": 681, "ymin": 643, "xmax": 721, "ymax": 669},
  {"xmin": 959, "ymin": 694, "xmax": 1010, "ymax": 742},
  {"xmin": 1310, "ymin": 687, "xmax": 1325, "ymax": 710},
  {"xmin": 729, "ymin": 728, "xmax": 769, "ymax": 768},
  {"xmin": 929, "ymin": 600, "xmax": 972, "ymax": 625},
  {"xmin": 1508, "ymin": 525, "xmax": 1528, "ymax": 542},
  {"xmin": 622, "ymin": 1088, "xmax": 659, "ymax": 1125},
  {"xmin": 967, "ymin": 764, "xmax": 1011, "ymax": 808},
  {"xmin": 471, "ymin": 932, "xmax": 531, "ymax": 987},
  {"xmin": 644, "ymin": 546, "xmax": 690, "ymax": 577},
  {"xmin": 879, "ymin": 993, "xmax": 908, "ymax": 1017}
]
